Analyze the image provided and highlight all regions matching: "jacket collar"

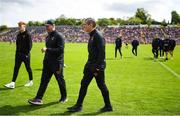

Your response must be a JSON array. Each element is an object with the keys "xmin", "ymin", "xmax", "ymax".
[{"xmin": 89, "ymin": 29, "xmax": 96, "ymax": 37}]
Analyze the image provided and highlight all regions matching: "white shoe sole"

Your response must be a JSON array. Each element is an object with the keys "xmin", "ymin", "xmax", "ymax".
[
  {"xmin": 24, "ymin": 84, "xmax": 33, "ymax": 87},
  {"xmin": 4, "ymin": 85, "xmax": 15, "ymax": 89},
  {"xmin": 28, "ymin": 100, "xmax": 43, "ymax": 105},
  {"xmin": 60, "ymin": 99, "xmax": 68, "ymax": 103}
]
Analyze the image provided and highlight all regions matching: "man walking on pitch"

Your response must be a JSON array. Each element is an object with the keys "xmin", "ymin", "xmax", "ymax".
[
  {"xmin": 115, "ymin": 34, "xmax": 122, "ymax": 59},
  {"xmin": 67, "ymin": 18, "xmax": 113, "ymax": 112},
  {"xmin": 169, "ymin": 38, "xmax": 176, "ymax": 59},
  {"xmin": 28, "ymin": 20, "xmax": 67, "ymax": 105},
  {"xmin": 131, "ymin": 37, "xmax": 139, "ymax": 56},
  {"xmin": 4, "ymin": 21, "xmax": 33, "ymax": 89},
  {"xmin": 152, "ymin": 37, "xmax": 159, "ymax": 60}
]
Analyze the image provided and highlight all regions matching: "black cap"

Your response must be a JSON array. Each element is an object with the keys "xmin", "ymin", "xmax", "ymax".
[{"xmin": 45, "ymin": 20, "xmax": 54, "ymax": 25}]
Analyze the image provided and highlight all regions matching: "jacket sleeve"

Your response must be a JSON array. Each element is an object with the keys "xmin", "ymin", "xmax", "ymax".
[
  {"xmin": 46, "ymin": 33, "xmax": 64, "ymax": 55},
  {"xmin": 28, "ymin": 33, "xmax": 32, "ymax": 52},
  {"xmin": 95, "ymin": 33, "xmax": 105, "ymax": 69},
  {"xmin": 16, "ymin": 35, "xmax": 19, "ymax": 50}
]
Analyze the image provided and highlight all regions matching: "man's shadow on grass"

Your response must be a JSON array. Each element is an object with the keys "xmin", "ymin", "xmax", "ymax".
[
  {"xmin": 143, "ymin": 57, "xmax": 154, "ymax": 60},
  {"xmin": 34, "ymin": 68, "xmax": 42, "ymax": 71},
  {"xmin": 106, "ymin": 56, "xmax": 133, "ymax": 61},
  {"xmin": 0, "ymin": 85, "xmax": 24, "ymax": 92},
  {"xmin": 123, "ymin": 56, "xmax": 133, "ymax": 59},
  {"xmin": 143, "ymin": 57, "xmax": 166, "ymax": 62},
  {"xmin": 106, "ymin": 58, "xmax": 115, "ymax": 61},
  {"xmin": 53, "ymin": 110, "xmax": 106, "ymax": 115},
  {"xmin": 80, "ymin": 111, "xmax": 106, "ymax": 115},
  {"xmin": 0, "ymin": 101, "xmax": 58, "ymax": 115}
]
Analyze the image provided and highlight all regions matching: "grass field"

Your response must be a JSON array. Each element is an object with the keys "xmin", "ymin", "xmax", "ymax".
[{"xmin": 0, "ymin": 42, "xmax": 180, "ymax": 115}]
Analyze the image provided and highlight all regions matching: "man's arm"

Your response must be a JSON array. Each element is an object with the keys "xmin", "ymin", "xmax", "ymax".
[
  {"xmin": 28, "ymin": 33, "xmax": 32, "ymax": 52},
  {"xmin": 95, "ymin": 33, "xmax": 105, "ymax": 70}
]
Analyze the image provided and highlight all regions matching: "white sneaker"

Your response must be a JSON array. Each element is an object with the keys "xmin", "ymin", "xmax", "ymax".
[
  {"xmin": 24, "ymin": 81, "xmax": 33, "ymax": 87},
  {"xmin": 154, "ymin": 58, "xmax": 157, "ymax": 62},
  {"xmin": 4, "ymin": 82, "xmax": 15, "ymax": 89}
]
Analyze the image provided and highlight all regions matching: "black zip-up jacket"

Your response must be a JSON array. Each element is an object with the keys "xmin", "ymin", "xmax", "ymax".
[
  {"xmin": 16, "ymin": 30, "xmax": 32, "ymax": 55},
  {"xmin": 158, "ymin": 38, "xmax": 164, "ymax": 49},
  {"xmin": 152, "ymin": 38, "xmax": 159, "ymax": 49},
  {"xmin": 132, "ymin": 39, "xmax": 139, "ymax": 47},
  {"xmin": 115, "ymin": 37, "xmax": 122, "ymax": 48},
  {"xmin": 169, "ymin": 39, "xmax": 176, "ymax": 48},
  {"xmin": 44, "ymin": 30, "xmax": 64, "ymax": 64},
  {"xmin": 163, "ymin": 38, "xmax": 170, "ymax": 48},
  {"xmin": 86, "ymin": 29, "xmax": 106, "ymax": 70}
]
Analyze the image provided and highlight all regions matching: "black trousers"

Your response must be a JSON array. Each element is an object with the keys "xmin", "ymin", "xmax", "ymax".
[
  {"xmin": 76, "ymin": 65, "xmax": 111, "ymax": 107},
  {"xmin": 35, "ymin": 60, "xmax": 67, "ymax": 100},
  {"xmin": 132, "ymin": 46, "xmax": 138, "ymax": 56},
  {"xmin": 12, "ymin": 52, "xmax": 33, "ymax": 82},
  {"xmin": 159, "ymin": 48, "xmax": 164, "ymax": 57},
  {"xmin": 152, "ymin": 48, "xmax": 158, "ymax": 58},
  {"xmin": 115, "ymin": 47, "xmax": 122, "ymax": 58}
]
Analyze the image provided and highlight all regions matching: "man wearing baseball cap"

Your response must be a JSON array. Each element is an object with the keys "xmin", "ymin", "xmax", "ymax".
[
  {"xmin": 4, "ymin": 21, "xmax": 33, "ymax": 89},
  {"xmin": 28, "ymin": 20, "xmax": 67, "ymax": 105}
]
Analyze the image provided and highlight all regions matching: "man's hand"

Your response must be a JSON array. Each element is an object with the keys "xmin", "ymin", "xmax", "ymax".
[
  {"xmin": 41, "ymin": 47, "xmax": 47, "ymax": 53},
  {"xmin": 94, "ymin": 68, "xmax": 100, "ymax": 76}
]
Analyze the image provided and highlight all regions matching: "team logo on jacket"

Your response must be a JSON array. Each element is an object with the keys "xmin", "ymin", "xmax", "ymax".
[{"xmin": 89, "ymin": 37, "xmax": 94, "ymax": 42}]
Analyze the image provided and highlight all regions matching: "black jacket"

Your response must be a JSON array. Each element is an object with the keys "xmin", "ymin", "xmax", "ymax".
[
  {"xmin": 152, "ymin": 38, "xmax": 159, "ymax": 49},
  {"xmin": 169, "ymin": 39, "xmax": 176, "ymax": 48},
  {"xmin": 163, "ymin": 38, "xmax": 170, "ymax": 48},
  {"xmin": 115, "ymin": 37, "xmax": 122, "ymax": 48},
  {"xmin": 158, "ymin": 38, "xmax": 164, "ymax": 49},
  {"xmin": 131, "ymin": 39, "xmax": 139, "ymax": 47},
  {"xmin": 86, "ymin": 29, "xmax": 106, "ymax": 70},
  {"xmin": 16, "ymin": 31, "xmax": 32, "ymax": 55},
  {"xmin": 16, "ymin": 30, "xmax": 32, "ymax": 55},
  {"xmin": 44, "ymin": 30, "xmax": 64, "ymax": 64}
]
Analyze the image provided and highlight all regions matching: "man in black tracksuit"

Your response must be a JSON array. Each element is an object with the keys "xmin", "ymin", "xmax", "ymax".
[
  {"xmin": 152, "ymin": 38, "xmax": 159, "ymax": 59},
  {"xmin": 131, "ymin": 39, "xmax": 139, "ymax": 56},
  {"xmin": 4, "ymin": 21, "xmax": 33, "ymax": 89},
  {"xmin": 115, "ymin": 36, "xmax": 122, "ymax": 58},
  {"xmin": 169, "ymin": 39, "xmax": 176, "ymax": 59},
  {"xmin": 163, "ymin": 37, "xmax": 170, "ymax": 60},
  {"xmin": 28, "ymin": 20, "xmax": 67, "ymax": 105},
  {"xmin": 158, "ymin": 38, "xmax": 164, "ymax": 57},
  {"xmin": 67, "ymin": 18, "xmax": 113, "ymax": 112}
]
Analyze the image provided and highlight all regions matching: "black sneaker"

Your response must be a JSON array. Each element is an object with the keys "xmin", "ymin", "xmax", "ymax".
[
  {"xmin": 59, "ymin": 98, "xmax": 68, "ymax": 103},
  {"xmin": 99, "ymin": 105, "xmax": 113, "ymax": 112},
  {"xmin": 67, "ymin": 105, "xmax": 82, "ymax": 112},
  {"xmin": 28, "ymin": 98, "xmax": 43, "ymax": 105}
]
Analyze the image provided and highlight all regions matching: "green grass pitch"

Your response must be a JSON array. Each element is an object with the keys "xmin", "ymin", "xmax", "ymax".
[{"xmin": 0, "ymin": 42, "xmax": 180, "ymax": 115}]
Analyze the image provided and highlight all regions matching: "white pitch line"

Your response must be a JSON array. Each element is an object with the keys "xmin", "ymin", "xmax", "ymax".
[
  {"xmin": 158, "ymin": 61, "xmax": 180, "ymax": 78},
  {"xmin": 145, "ymin": 54, "xmax": 180, "ymax": 78}
]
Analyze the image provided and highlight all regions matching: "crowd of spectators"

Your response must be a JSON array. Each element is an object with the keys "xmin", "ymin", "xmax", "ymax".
[{"xmin": 0, "ymin": 25, "xmax": 180, "ymax": 44}]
